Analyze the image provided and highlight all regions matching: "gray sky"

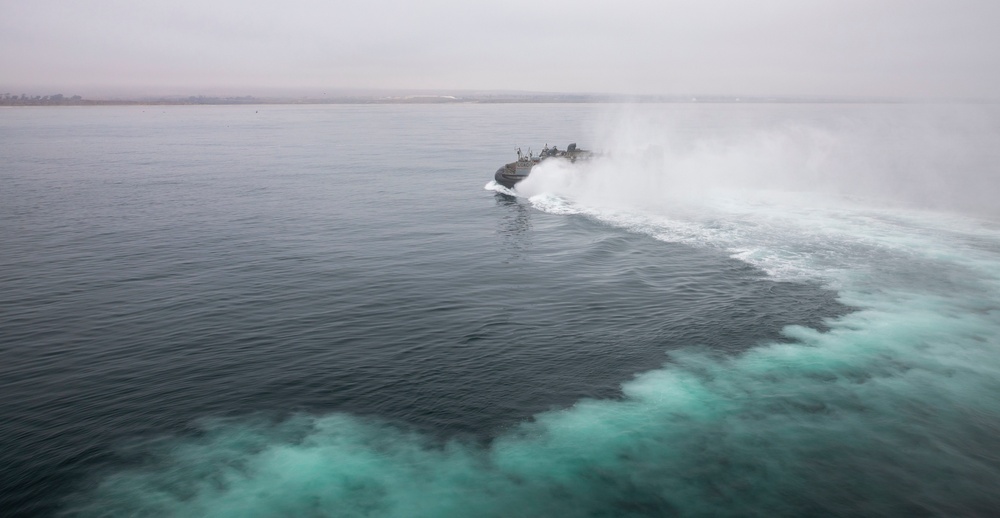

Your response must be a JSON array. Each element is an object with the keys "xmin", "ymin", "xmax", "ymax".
[{"xmin": 3, "ymin": 0, "xmax": 1000, "ymax": 98}]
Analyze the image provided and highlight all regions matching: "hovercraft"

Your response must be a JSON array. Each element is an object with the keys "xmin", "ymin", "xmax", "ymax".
[{"xmin": 493, "ymin": 143, "xmax": 591, "ymax": 189}]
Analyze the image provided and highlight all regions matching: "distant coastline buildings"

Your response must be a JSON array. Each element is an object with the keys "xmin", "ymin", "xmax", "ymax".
[{"xmin": 1, "ymin": 93, "xmax": 84, "ymax": 105}]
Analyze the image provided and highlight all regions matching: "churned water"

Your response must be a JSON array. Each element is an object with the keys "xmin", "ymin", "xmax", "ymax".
[{"xmin": 1, "ymin": 103, "xmax": 999, "ymax": 517}]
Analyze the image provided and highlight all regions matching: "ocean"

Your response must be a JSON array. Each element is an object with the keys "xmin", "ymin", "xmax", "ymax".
[{"xmin": 2, "ymin": 103, "xmax": 999, "ymax": 517}]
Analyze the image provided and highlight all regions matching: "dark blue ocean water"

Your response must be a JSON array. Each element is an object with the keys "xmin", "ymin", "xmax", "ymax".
[{"xmin": 2, "ymin": 104, "xmax": 1000, "ymax": 517}]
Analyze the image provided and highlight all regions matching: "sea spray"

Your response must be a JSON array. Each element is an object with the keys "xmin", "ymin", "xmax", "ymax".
[{"xmin": 546, "ymin": 103, "xmax": 1000, "ymax": 217}]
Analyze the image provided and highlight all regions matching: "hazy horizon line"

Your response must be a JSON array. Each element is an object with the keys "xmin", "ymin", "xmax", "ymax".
[{"xmin": 2, "ymin": 88, "xmax": 997, "ymax": 106}]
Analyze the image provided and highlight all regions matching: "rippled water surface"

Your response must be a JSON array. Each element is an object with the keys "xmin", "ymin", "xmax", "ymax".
[{"xmin": 2, "ymin": 104, "xmax": 999, "ymax": 517}]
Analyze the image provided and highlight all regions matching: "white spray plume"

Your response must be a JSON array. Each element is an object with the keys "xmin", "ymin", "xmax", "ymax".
[{"xmin": 517, "ymin": 104, "xmax": 1000, "ymax": 219}]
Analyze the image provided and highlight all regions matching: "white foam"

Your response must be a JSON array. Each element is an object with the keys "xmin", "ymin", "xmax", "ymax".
[
  {"xmin": 526, "ymin": 193, "xmax": 580, "ymax": 215},
  {"xmin": 523, "ymin": 168, "xmax": 1000, "ymax": 295},
  {"xmin": 483, "ymin": 180, "xmax": 517, "ymax": 197}
]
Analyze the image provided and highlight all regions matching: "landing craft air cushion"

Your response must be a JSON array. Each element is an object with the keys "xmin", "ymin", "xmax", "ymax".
[{"xmin": 494, "ymin": 143, "xmax": 592, "ymax": 189}]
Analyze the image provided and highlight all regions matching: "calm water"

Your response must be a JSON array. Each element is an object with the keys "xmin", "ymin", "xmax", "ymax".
[{"xmin": 2, "ymin": 104, "xmax": 999, "ymax": 517}]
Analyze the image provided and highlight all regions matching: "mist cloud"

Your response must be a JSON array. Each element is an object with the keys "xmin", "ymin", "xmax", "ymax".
[{"xmin": 518, "ymin": 104, "xmax": 1000, "ymax": 217}]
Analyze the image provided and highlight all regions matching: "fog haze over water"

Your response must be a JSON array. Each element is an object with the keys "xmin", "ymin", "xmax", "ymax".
[{"xmin": 3, "ymin": 0, "xmax": 1000, "ymax": 98}]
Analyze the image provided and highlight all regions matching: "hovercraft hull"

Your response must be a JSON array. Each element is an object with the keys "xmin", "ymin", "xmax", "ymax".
[{"xmin": 494, "ymin": 163, "xmax": 525, "ymax": 189}]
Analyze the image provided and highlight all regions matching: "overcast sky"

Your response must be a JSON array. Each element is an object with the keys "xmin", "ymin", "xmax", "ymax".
[{"xmin": 3, "ymin": 0, "xmax": 999, "ymax": 98}]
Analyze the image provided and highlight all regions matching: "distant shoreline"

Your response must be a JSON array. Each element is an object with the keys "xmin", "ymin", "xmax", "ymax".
[{"xmin": 1, "ymin": 93, "xmax": 994, "ymax": 106}]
